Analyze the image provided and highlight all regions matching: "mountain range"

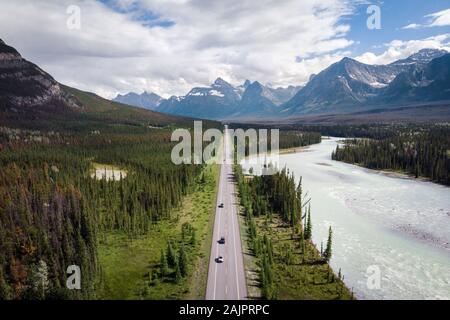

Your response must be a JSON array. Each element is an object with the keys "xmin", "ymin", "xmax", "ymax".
[
  {"xmin": 283, "ymin": 48, "xmax": 449, "ymax": 115},
  {"xmin": 2, "ymin": 37, "xmax": 449, "ymax": 124},
  {"xmin": 115, "ymin": 79, "xmax": 302, "ymax": 120},
  {"xmin": 113, "ymin": 91, "xmax": 164, "ymax": 111},
  {"xmin": 116, "ymin": 48, "xmax": 450, "ymax": 120}
]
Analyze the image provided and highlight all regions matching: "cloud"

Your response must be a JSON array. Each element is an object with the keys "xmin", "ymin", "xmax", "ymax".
[
  {"xmin": 0, "ymin": 0, "xmax": 361, "ymax": 98},
  {"xmin": 426, "ymin": 8, "xmax": 450, "ymax": 27},
  {"xmin": 356, "ymin": 34, "xmax": 450, "ymax": 65},
  {"xmin": 402, "ymin": 23, "xmax": 421, "ymax": 30},
  {"xmin": 402, "ymin": 8, "xmax": 450, "ymax": 30}
]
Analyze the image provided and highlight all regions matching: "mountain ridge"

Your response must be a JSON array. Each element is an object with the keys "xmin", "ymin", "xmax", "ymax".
[
  {"xmin": 0, "ymin": 39, "xmax": 200, "ymax": 131},
  {"xmin": 122, "ymin": 48, "xmax": 449, "ymax": 120},
  {"xmin": 113, "ymin": 91, "xmax": 163, "ymax": 110},
  {"xmin": 282, "ymin": 48, "xmax": 449, "ymax": 116}
]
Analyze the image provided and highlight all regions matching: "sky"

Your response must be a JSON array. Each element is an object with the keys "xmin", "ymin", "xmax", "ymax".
[{"xmin": 0, "ymin": 0, "xmax": 449, "ymax": 99}]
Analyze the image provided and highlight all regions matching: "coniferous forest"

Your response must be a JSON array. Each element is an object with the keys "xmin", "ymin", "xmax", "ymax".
[
  {"xmin": 332, "ymin": 125, "xmax": 450, "ymax": 186},
  {"xmin": 0, "ymin": 126, "xmax": 203, "ymax": 299},
  {"xmin": 235, "ymin": 167, "xmax": 352, "ymax": 300},
  {"xmin": 0, "ymin": 111, "xmax": 319, "ymax": 300}
]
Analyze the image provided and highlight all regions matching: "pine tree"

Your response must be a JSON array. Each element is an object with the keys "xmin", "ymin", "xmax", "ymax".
[
  {"xmin": 323, "ymin": 226, "xmax": 333, "ymax": 262},
  {"xmin": 174, "ymin": 262, "xmax": 182, "ymax": 284},
  {"xmin": 304, "ymin": 205, "xmax": 312, "ymax": 240},
  {"xmin": 190, "ymin": 229, "xmax": 197, "ymax": 246},
  {"xmin": 160, "ymin": 249, "xmax": 168, "ymax": 277},
  {"xmin": 178, "ymin": 246, "xmax": 188, "ymax": 277},
  {"xmin": 166, "ymin": 242, "xmax": 176, "ymax": 267}
]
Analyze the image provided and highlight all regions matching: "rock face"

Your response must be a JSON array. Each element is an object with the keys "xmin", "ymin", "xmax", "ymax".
[
  {"xmin": 154, "ymin": 49, "xmax": 449, "ymax": 120},
  {"xmin": 283, "ymin": 49, "xmax": 450, "ymax": 115},
  {"xmin": 156, "ymin": 78, "xmax": 301, "ymax": 120},
  {"xmin": 0, "ymin": 39, "xmax": 80, "ymax": 110},
  {"xmin": 157, "ymin": 78, "xmax": 242, "ymax": 119},
  {"xmin": 378, "ymin": 53, "xmax": 450, "ymax": 104}
]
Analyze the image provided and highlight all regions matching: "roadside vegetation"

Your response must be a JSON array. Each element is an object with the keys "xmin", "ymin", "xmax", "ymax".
[
  {"xmin": 97, "ymin": 165, "xmax": 218, "ymax": 299},
  {"xmin": 235, "ymin": 166, "xmax": 353, "ymax": 300},
  {"xmin": 0, "ymin": 93, "xmax": 220, "ymax": 300}
]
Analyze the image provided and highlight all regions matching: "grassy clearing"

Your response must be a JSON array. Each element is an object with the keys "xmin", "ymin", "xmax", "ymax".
[
  {"xmin": 96, "ymin": 165, "xmax": 219, "ymax": 300},
  {"xmin": 252, "ymin": 215, "xmax": 353, "ymax": 300}
]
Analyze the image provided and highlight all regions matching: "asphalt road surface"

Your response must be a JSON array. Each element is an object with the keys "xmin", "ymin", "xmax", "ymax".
[{"xmin": 205, "ymin": 127, "xmax": 247, "ymax": 300}]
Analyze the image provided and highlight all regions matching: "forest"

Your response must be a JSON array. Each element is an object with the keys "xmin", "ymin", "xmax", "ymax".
[
  {"xmin": 235, "ymin": 166, "xmax": 352, "ymax": 300},
  {"xmin": 0, "ymin": 110, "xmax": 318, "ymax": 300},
  {"xmin": 0, "ymin": 125, "xmax": 203, "ymax": 299},
  {"xmin": 332, "ymin": 125, "xmax": 450, "ymax": 186}
]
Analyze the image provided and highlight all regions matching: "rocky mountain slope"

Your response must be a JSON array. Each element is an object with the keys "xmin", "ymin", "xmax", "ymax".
[
  {"xmin": 0, "ymin": 39, "xmax": 197, "ymax": 130},
  {"xmin": 155, "ymin": 78, "xmax": 301, "ymax": 119},
  {"xmin": 283, "ymin": 49, "xmax": 449, "ymax": 115},
  {"xmin": 0, "ymin": 39, "xmax": 81, "ymax": 111}
]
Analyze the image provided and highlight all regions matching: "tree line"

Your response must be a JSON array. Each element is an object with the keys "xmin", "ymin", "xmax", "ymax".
[
  {"xmin": 235, "ymin": 166, "xmax": 334, "ymax": 299},
  {"xmin": 332, "ymin": 125, "xmax": 450, "ymax": 186}
]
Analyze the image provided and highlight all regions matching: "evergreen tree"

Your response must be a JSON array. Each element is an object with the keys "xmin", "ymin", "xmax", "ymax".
[
  {"xmin": 160, "ymin": 249, "xmax": 168, "ymax": 277},
  {"xmin": 323, "ymin": 227, "xmax": 333, "ymax": 262},
  {"xmin": 178, "ymin": 246, "xmax": 188, "ymax": 277},
  {"xmin": 174, "ymin": 262, "xmax": 182, "ymax": 284},
  {"xmin": 166, "ymin": 242, "xmax": 176, "ymax": 268},
  {"xmin": 304, "ymin": 205, "xmax": 312, "ymax": 240},
  {"xmin": 190, "ymin": 229, "xmax": 197, "ymax": 246}
]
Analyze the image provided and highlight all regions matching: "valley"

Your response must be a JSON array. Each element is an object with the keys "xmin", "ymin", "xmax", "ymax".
[{"xmin": 1, "ymin": 14, "xmax": 450, "ymax": 305}]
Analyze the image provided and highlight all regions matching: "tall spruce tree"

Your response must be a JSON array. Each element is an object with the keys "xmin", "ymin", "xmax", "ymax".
[{"xmin": 323, "ymin": 226, "xmax": 333, "ymax": 262}]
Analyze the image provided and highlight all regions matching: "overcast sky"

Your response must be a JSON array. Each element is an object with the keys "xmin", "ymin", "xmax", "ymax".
[{"xmin": 0, "ymin": 0, "xmax": 449, "ymax": 99}]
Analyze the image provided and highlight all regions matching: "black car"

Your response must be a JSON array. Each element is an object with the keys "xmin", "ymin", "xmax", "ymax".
[
  {"xmin": 218, "ymin": 237, "xmax": 226, "ymax": 244},
  {"xmin": 218, "ymin": 203, "xmax": 224, "ymax": 208},
  {"xmin": 216, "ymin": 256, "xmax": 224, "ymax": 263}
]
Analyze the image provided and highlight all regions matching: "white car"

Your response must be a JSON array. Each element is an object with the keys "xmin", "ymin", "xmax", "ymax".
[{"xmin": 216, "ymin": 256, "xmax": 224, "ymax": 263}]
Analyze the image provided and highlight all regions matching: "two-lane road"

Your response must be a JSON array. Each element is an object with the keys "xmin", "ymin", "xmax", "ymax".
[{"xmin": 205, "ymin": 127, "xmax": 247, "ymax": 300}]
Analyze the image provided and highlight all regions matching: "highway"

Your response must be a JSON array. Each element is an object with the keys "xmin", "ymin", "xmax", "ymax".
[{"xmin": 205, "ymin": 127, "xmax": 247, "ymax": 300}]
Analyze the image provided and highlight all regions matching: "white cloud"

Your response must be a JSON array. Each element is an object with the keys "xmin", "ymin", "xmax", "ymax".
[
  {"xmin": 0, "ymin": 0, "xmax": 361, "ymax": 98},
  {"xmin": 355, "ymin": 34, "xmax": 450, "ymax": 65},
  {"xmin": 427, "ymin": 8, "xmax": 450, "ymax": 27},
  {"xmin": 402, "ymin": 23, "xmax": 421, "ymax": 30},
  {"xmin": 402, "ymin": 8, "xmax": 450, "ymax": 30}
]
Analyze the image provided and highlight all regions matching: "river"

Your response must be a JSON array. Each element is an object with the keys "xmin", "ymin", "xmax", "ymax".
[{"xmin": 241, "ymin": 137, "xmax": 450, "ymax": 300}]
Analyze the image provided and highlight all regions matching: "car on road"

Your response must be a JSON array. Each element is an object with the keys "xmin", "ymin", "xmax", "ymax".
[
  {"xmin": 218, "ymin": 237, "xmax": 226, "ymax": 244},
  {"xmin": 216, "ymin": 256, "xmax": 224, "ymax": 263},
  {"xmin": 218, "ymin": 203, "xmax": 224, "ymax": 208}
]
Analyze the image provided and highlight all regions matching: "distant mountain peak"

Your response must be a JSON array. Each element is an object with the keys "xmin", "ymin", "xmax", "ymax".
[
  {"xmin": 339, "ymin": 57, "xmax": 360, "ymax": 65},
  {"xmin": 250, "ymin": 81, "xmax": 263, "ymax": 88},
  {"xmin": 113, "ymin": 91, "xmax": 163, "ymax": 110},
  {"xmin": 391, "ymin": 48, "xmax": 448, "ymax": 66},
  {"xmin": 213, "ymin": 77, "xmax": 229, "ymax": 86},
  {"xmin": 412, "ymin": 48, "xmax": 447, "ymax": 58},
  {"xmin": 0, "ymin": 39, "xmax": 21, "ymax": 56}
]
